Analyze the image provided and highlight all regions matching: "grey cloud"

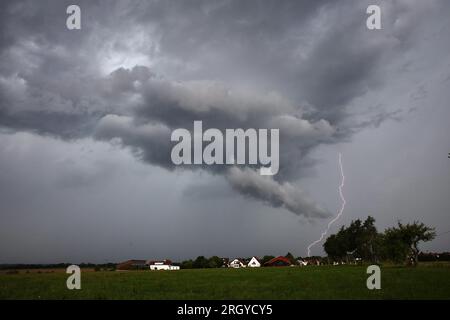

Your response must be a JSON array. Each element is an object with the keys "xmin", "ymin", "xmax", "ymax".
[
  {"xmin": 95, "ymin": 114, "xmax": 173, "ymax": 168},
  {"xmin": 92, "ymin": 75, "xmax": 335, "ymax": 217},
  {"xmin": 227, "ymin": 167, "xmax": 330, "ymax": 219}
]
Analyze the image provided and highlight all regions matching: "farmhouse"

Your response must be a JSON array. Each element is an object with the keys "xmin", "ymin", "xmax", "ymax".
[
  {"xmin": 147, "ymin": 259, "xmax": 180, "ymax": 270},
  {"xmin": 229, "ymin": 258, "xmax": 246, "ymax": 268},
  {"xmin": 264, "ymin": 256, "xmax": 292, "ymax": 267},
  {"xmin": 247, "ymin": 256, "xmax": 261, "ymax": 267}
]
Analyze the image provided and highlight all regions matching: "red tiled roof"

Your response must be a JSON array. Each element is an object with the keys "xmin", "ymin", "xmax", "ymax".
[
  {"xmin": 116, "ymin": 259, "xmax": 147, "ymax": 270},
  {"xmin": 264, "ymin": 256, "xmax": 291, "ymax": 266}
]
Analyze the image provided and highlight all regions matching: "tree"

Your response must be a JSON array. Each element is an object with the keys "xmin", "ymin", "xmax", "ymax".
[
  {"xmin": 208, "ymin": 256, "xmax": 224, "ymax": 268},
  {"xmin": 284, "ymin": 252, "xmax": 296, "ymax": 265},
  {"xmin": 323, "ymin": 216, "xmax": 381, "ymax": 263},
  {"xmin": 324, "ymin": 234, "xmax": 346, "ymax": 261},
  {"xmin": 324, "ymin": 224, "xmax": 353, "ymax": 261},
  {"xmin": 383, "ymin": 221, "xmax": 435, "ymax": 266},
  {"xmin": 261, "ymin": 255, "xmax": 275, "ymax": 265},
  {"xmin": 180, "ymin": 259, "xmax": 193, "ymax": 269},
  {"xmin": 381, "ymin": 229, "xmax": 409, "ymax": 264},
  {"xmin": 193, "ymin": 256, "xmax": 210, "ymax": 269},
  {"xmin": 359, "ymin": 216, "xmax": 381, "ymax": 263}
]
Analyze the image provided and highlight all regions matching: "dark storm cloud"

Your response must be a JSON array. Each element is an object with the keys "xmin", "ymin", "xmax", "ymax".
[
  {"xmin": 227, "ymin": 167, "xmax": 329, "ymax": 219},
  {"xmin": 92, "ymin": 70, "xmax": 337, "ymax": 217},
  {"xmin": 0, "ymin": 0, "xmax": 446, "ymax": 220}
]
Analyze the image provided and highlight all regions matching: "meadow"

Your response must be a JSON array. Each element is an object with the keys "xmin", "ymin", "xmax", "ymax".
[{"xmin": 1, "ymin": 264, "xmax": 449, "ymax": 300}]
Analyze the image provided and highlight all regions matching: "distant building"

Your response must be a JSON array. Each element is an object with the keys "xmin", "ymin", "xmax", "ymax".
[
  {"xmin": 247, "ymin": 257, "xmax": 261, "ymax": 268},
  {"xmin": 229, "ymin": 258, "xmax": 246, "ymax": 268},
  {"xmin": 297, "ymin": 259, "xmax": 308, "ymax": 266},
  {"xmin": 264, "ymin": 256, "xmax": 292, "ymax": 267},
  {"xmin": 147, "ymin": 259, "xmax": 180, "ymax": 270},
  {"xmin": 117, "ymin": 259, "xmax": 180, "ymax": 271},
  {"xmin": 116, "ymin": 260, "xmax": 147, "ymax": 270}
]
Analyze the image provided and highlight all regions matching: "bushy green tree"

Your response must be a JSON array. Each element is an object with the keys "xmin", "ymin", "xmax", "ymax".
[
  {"xmin": 284, "ymin": 252, "xmax": 296, "ymax": 265},
  {"xmin": 382, "ymin": 221, "xmax": 435, "ymax": 266},
  {"xmin": 208, "ymin": 256, "xmax": 224, "ymax": 268},
  {"xmin": 324, "ymin": 216, "xmax": 383, "ymax": 263},
  {"xmin": 380, "ymin": 230, "xmax": 409, "ymax": 264},
  {"xmin": 324, "ymin": 233, "xmax": 347, "ymax": 260},
  {"xmin": 193, "ymin": 256, "xmax": 210, "ymax": 268},
  {"xmin": 261, "ymin": 255, "xmax": 275, "ymax": 265},
  {"xmin": 359, "ymin": 216, "xmax": 380, "ymax": 263},
  {"xmin": 180, "ymin": 259, "xmax": 193, "ymax": 269},
  {"xmin": 324, "ymin": 217, "xmax": 435, "ymax": 266}
]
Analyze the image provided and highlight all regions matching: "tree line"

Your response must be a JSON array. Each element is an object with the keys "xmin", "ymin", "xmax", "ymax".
[{"xmin": 323, "ymin": 216, "xmax": 436, "ymax": 266}]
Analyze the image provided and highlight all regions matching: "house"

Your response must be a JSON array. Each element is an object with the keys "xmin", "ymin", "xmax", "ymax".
[
  {"xmin": 297, "ymin": 259, "xmax": 308, "ymax": 267},
  {"xmin": 147, "ymin": 259, "xmax": 180, "ymax": 270},
  {"xmin": 247, "ymin": 256, "xmax": 261, "ymax": 268},
  {"xmin": 264, "ymin": 256, "xmax": 292, "ymax": 267},
  {"xmin": 116, "ymin": 259, "xmax": 147, "ymax": 270},
  {"xmin": 304, "ymin": 257, "xmax": 321, "ymax": 266},
  {"xmin": 229, "ymin": 258, "xmax": 246, "ymax": 268}
]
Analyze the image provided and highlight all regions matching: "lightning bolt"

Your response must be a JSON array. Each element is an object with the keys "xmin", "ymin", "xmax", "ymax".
[{"xmin": 307, "ymin": 152, "xmax": 346, "ymax": 257}]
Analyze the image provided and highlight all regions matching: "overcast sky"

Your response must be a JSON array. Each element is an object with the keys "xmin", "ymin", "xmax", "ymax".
[{"xmin": 0, "ymin": 0, "xmax": 449, "ymax": 264}]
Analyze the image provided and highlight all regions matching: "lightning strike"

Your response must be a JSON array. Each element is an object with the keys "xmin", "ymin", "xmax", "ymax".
[{"xmin": 307, "ymin": 152, "xmax": 346, "ymax": 257}]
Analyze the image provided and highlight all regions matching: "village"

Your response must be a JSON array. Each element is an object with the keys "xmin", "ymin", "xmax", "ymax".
[{"xmin": 116, "ymin": 255, "xmax": 333, "ymax": 271}]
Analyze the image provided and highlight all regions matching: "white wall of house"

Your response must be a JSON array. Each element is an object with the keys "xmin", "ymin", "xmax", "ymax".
[
  {"xmin": 149, "ymin": 262, "xmax": 180, "ymax": 270},
  {"xmin": 247, "ymin": 257, "xmax": 261, "ymax": 267},
  {"xmin": 229, "ymin": 259, "xmax": 246, "ymax": 268}
]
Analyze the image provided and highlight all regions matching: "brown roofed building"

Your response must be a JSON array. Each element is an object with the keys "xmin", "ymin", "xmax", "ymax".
[
  {"xmin": 264, "ymin": 256, "xmax": 292, "ymax": 267},
  {"xmin": 116, "ymin": 259, "xmax": 147, "ymax": 270}
]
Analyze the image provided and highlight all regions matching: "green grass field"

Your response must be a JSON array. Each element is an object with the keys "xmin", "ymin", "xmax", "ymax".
[{"xmin": 1, "ymin": 265, "xmax": 449, "ymax": 299}]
